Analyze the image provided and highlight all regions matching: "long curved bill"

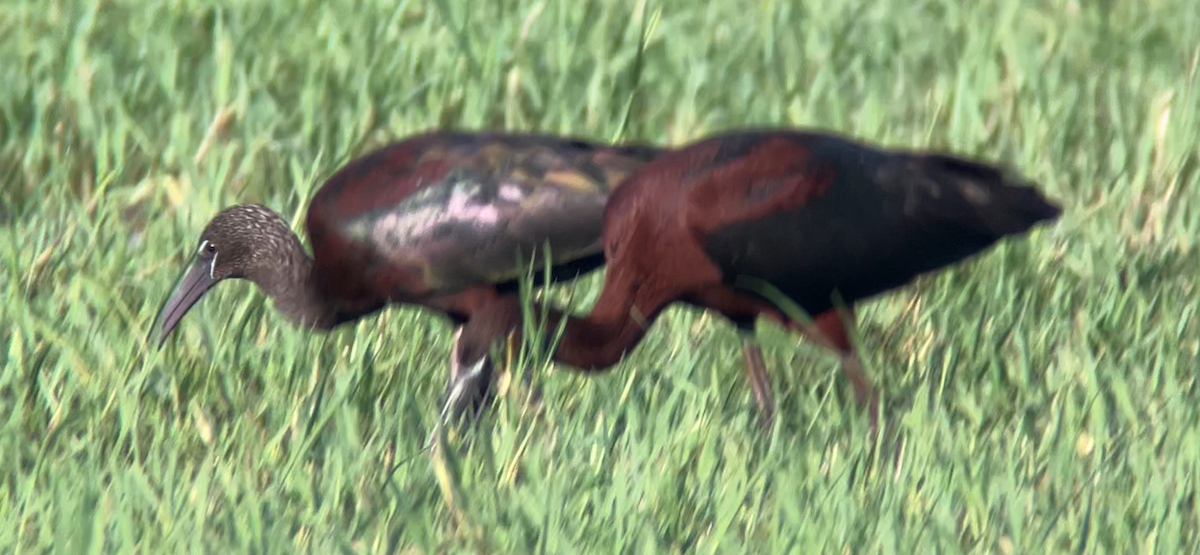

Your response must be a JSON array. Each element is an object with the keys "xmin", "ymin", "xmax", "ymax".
[{"xmin": 153, "ymin": 258, "xmax": 217, "ymax": 349}]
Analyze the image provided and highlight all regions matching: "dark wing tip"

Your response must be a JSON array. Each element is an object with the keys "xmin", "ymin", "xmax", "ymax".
[
  {"xmin": 996, "ymin": 167, "xmax": 1064, "ymax": 226},
  {"xmin": 921, "ymin": 153, "xmax": 1064, "ymax": 233}
]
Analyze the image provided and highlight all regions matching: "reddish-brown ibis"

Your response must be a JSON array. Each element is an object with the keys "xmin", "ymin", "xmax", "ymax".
[
  {"xmin": 153, "ymin": 130, "xmax": 663, "ymax": 416},
  {"xmin": 453, "ymin": 128, "xmax": 1063, "ymax": 428}
]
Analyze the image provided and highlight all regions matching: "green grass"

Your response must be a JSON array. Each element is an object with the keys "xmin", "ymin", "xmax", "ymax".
[{"xmin": 2, "ymin": 0, "xmax": 1198, "ymax": 552}]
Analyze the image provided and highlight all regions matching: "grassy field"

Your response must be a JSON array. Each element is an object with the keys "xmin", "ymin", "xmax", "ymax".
[{"xmin": 2, "ymin": 0, "xmax": 1198, "ymax": 552}]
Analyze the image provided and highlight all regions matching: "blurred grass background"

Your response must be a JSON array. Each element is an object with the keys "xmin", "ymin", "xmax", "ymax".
[{"xmin": 2, "ymin": 0, "xmax": 1198, "ymax": 552}]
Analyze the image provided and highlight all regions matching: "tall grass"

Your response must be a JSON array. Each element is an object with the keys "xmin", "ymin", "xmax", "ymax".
[{"xmin": 2, "ymin": 0, "xmax": 1198, "ymax": 552}]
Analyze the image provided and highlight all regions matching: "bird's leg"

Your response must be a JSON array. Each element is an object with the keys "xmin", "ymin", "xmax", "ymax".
[
  {"xmin": 442, "ymin": 326, "xmax": 488, "ymax": 419},
  {"xmin": 445, "ymin": 353, "xmax": 493, "ymax": 421},
  {"xmin": 840, "ymin": 352, "xmax": 879, "ymax": 429},
  {"xmin": 801, "ymin": 308, "xmax": 880, "ymax": 429},
  {"xmin": 427, "ymin": 354, "xmax": 493, "ymax": 449},
  {"xmin": 740, "ymin": 337, "xmax": 776, "ymax": 430},
  {"xmin": 431, "ymin": 326, "xmax": 496, "ymax": 448},
  {"xmin": 686, "ymin": 287, "xmax": 783, "ymax": 429},
  {"xmin": 447, "ymin": 326, "xmax": 464, "ymax": 382}
]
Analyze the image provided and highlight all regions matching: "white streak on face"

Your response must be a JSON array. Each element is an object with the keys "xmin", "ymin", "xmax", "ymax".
[{"xmin": 198, "ymin": 240, "xmax": 218, "ymax": 279}]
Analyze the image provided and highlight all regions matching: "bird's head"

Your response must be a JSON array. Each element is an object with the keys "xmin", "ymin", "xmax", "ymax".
[{"xmin": 153, "ymin": 204, "xmax": 298, "ymax": 348}]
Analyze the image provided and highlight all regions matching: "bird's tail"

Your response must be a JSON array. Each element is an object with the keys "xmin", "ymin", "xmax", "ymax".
[{"xmin": 919, "ymin": 154, "xmax": 1063, "ymax": 237}]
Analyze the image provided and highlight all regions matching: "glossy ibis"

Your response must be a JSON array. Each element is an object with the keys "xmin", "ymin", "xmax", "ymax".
[
  {"xmin": 153, "ymin": 130, "xmax": 663, "ymax": 415},
  {"xmin": 453, "ymin": 128, "xmax": 1062, "ymax": 428}
]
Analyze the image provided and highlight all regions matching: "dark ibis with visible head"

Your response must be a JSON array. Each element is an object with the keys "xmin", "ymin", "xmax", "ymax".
[
  {"xmin": 453, "ymin": 128, "xmax": 1063, "ymax": 428},
  {"xmin": 153, "ymin": 130, "xmax": 664, "ymax": 413}
]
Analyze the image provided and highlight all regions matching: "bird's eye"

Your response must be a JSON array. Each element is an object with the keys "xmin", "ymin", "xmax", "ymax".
[
  {"xmin": 206, "ymin": 243, "xmax": 216, "ymax": 253},
  {"xmin": 198, "ymin": 240, "xmax": 217, "ymax": 257}
]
